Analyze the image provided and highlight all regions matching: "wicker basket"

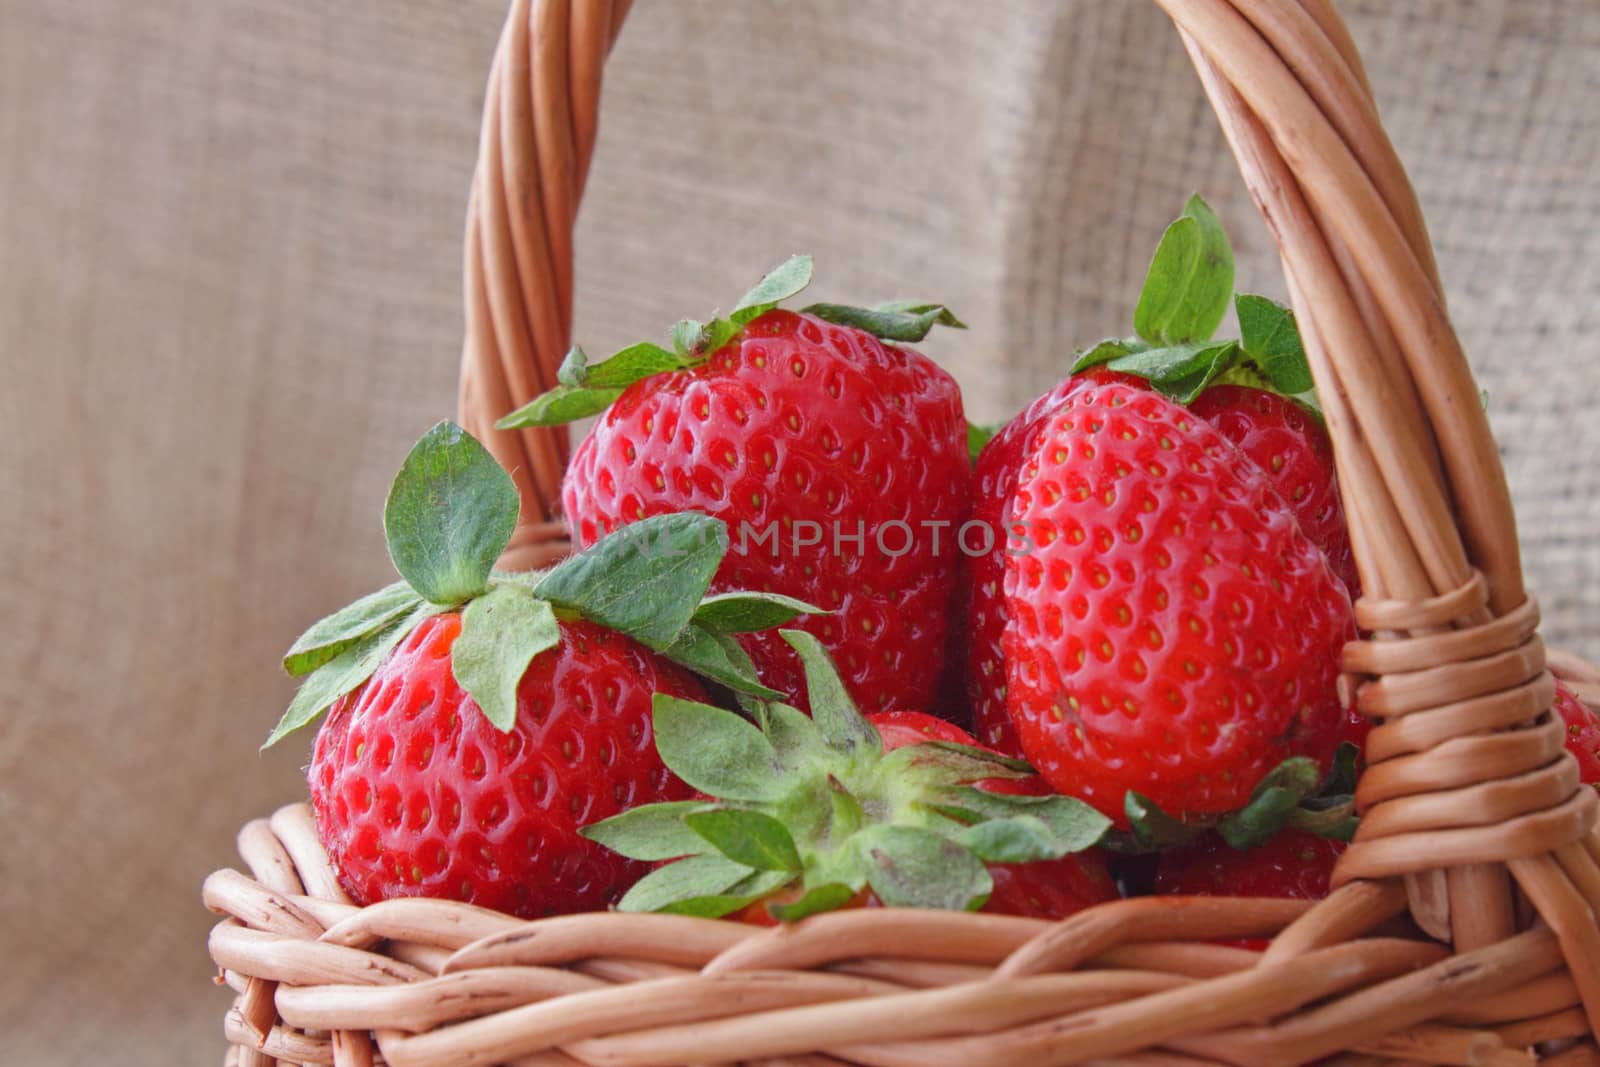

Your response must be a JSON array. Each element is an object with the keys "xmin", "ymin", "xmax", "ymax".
[{"xmin": 204, "ymin": 1, "xmax": 1600, "ymax": 1064}]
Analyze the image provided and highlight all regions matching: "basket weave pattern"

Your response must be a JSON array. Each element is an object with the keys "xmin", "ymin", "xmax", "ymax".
[{"xmin": 206, "ymin": 1, "xmax": 1600, "ymax": 1064}]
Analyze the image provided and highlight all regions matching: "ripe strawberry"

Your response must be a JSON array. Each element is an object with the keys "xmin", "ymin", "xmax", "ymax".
[
  {"xmin": 310, "ymin": 614, "xmax": 704, "ymax": 915},
  {"xmin": 584, "ymin": 631, "xmax": 1118, "ymax": 922},
  {"xmin": 271, "ymin": 422, "xmax": 818, "ymax": 917},
  {"xmin": 964, "ymin": 368, "xmax": 1137, "ymax": 755},
  {"xmin": 963, "ymin": 203, "xmax": 1358, "ymax": 755},
  {"xmin": 1190, "ymin": 386, "xmax": 1357, "ymax": 597},
  {"xmin": 965, "ymin": 376, "xmax": 1355, "ymax": 757},
  {"xmin": 502, "ymin": 259, "xmax": 970, "ymax": 715},
  {"xmin": 958, "ymin": 197, "xmax": 1360, "ymax": 821},
  {"xmin": 1555, "ymin": 679, "xmax": 1600, "ymax": 787},
  {"xmin": 1153, "ymin": 828, "xmax": 1343, "ymax": 901},
  {"xmin": 1005, "ymin": 379, "xmax": 1355, "ymax": 825}
]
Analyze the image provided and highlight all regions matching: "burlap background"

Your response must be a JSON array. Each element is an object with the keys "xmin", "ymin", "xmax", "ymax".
[{"xmin": 1, "ymin": 1, "xmax": 1595, "ymax": 1061}]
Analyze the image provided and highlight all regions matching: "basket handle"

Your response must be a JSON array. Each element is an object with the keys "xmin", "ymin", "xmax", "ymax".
[
  {"xmin": 456, "ymin": 0, "xmax": 632, "ymax": 570},
  {"xmin": 1164, "ymin": 0, "xmax": 1598, "ymax": 990}
]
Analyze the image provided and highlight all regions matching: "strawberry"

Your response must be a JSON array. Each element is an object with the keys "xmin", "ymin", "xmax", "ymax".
[
  {"xmin": 1005, "ymin": 377, "xmax": 1355, "ymax": 826},
  {"xmin": 583, "ymin": 631, "xmax": 1118, "ymax": 922},
  {"xmin": 500, "ymin": 258, "xmax": 970, "ymax": 715},
  {"xmin": 1555, "ymin": 679, "xmax": 1600, "ymax": 788},
  {"xmin": 964, "ymin": 369, "xmax": 1137, "ymax": 754},
  {"xmin": 270, "ymin": 422, "xmax": 819, "ymax": 916},
  {"xmin": 309, "ymin": 614, "xmax": 704, "ymax": 915},
  {"xmin": 1153, "ymin": 828, "xmax": 1344, "ymax": 902},
  {"xmin": 1190, "ymin": 385, "xmax": 1358, "ymax": 597},
  {"xmin": 962, "ymin": 199, "xmax": 1358, "ymax": 757}
]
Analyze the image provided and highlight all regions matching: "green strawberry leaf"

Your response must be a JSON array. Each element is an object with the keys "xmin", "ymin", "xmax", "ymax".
[
  {"xmin": 449, "ymin": 582, "xmax": 561, "ymax": 731},
  {"xmin": 495, "ymin": 383, "xmax": 625, "ymax": 429},
  {"xmin": 1122, "ymin": 791, "xmax": 1205, "ymax": 852},
  {"xmin": 958, "ymin": 816, "xmax": 1075, "ymax": 865},
  {"xmin": 1282, "ymin": 743, "xmax": 1361, "ymax": 842},
  {"xmin": 684, "ymin": 809, "xmax": 803, "ymax": 871},
  {"xmin": 383, "ymin": 421, "xmax": 520, "ymax": 605},
  {"xmin": 1070, "ymin": 338, "xmax": 1140, "ymax": 374},
  {"xmin": 660, "ymin": 623, "xmax": 784, "ymax": 699},
  {"xmin": 1217, "ymin": 756, "xmax": 1323, "ymax": 850},
  {"xmin": 802, "ymin": 301, "xmax": 964, "ymax": 343},
  {"xmin": 652, "ymin": 694, "xmax": 783, "ymax": 801},
  {"xmin": 967, "ymin": 421, "xmax": 999, "ymax": 464},
  {"xmin": 1286, "ymin": 799, "xmax": 1359, "ymax": 842},
  {"xmin": 755, "ymin": 701, "xmax": 828, "ymax": 771},
  {"xmin": 616, "ymin": 854, "xmax": 756, "ymax": 914},
  {"xmin": 1134, "ymin": 194, "xmax": 1236, "ymax": 345},
  {"xmin": 555, "ymin": 345, "xmax": 591, "ymax": 387},
  {"xmin": 660, "ymin": 868, "xmax": 796, "ymax": 918},
  {"xmin": 1321, "ymin": 742, "xmax": 1361, "ymax": 798},
  {"xmin": 855, "ymin": 825, "xmax": 992, "ymax": 911},
  {"xmin": 670, "ymin": 320, "xmax": 705, "ymax": 359},
  {"xmin": 282, "ymin": 580, "xmax": 422, "ymax": 677},
  {"xmin": 938, "ymin": 788, "xmax": 1112, "ymax": 855},
  {"xmin": 581, "ymin": 342, "xmax": 689, "ymax": 388},
  {"xmin": 1294, "ymin": 388, "xmax": 1326, "ymax": 419},
  {"xmin": 780, "ymin": 630, "xmax": 881, "ymax": 755},
  {"xmin": 1235, "ymin": 294, "xmax": 1314, "ymax": 395},
  {"xmin": 730, "ymin": 255, "xmax": 814, "ymax": 325},
  {"xmin": 535, "ymin": 512, "xmax": 727, "ymax": 650},
  {"xmin": 1105, "ymin": 340, "xmax": 1240, "ymax": 404},
  {"xmin": 580, "ymin": 800, "xmax": 718, "ymax": 861},
  {"xmin": 701, "ymin": 317, "xmax": 742, "ymax": 356},
  {"xmin": 874, "ymin": 300, "xmax": 968, "ymax": 329},
  {"xmin": 766, "ymin": 882, "xmax": 859, "ymax": 922},
  {"xmin": 502, "ymin": 342, "xmax": 686, "ymax": 430},
  {"xmin": 265, "ymin": 602, "xmax": 437, "ymax": 747},
  {"xmin": 880, "ymin": 741, "xmax": 1034, "ymax": 787},
  {"xmin": 691, "ymin": 592, "xmax": 821, "ymax": 633}
]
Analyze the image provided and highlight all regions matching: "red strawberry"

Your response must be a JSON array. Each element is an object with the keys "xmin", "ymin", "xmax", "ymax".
[
  {"xmin": 562, "ymin": 309, "xmax": 966, "ymax": 713},
  {"xmin": 964, "ymin": 369, "xmax": 1137, "ymax": 754},
  {"xmin": 964, "ymin": 198, "xmax": 1361, "ymax": 770},
  {"xmin": 272, "ymin": 422, "xmax": 815, "ymax": 918},
  {"xmin": 1555, "ymin": 679, "xmax": 1600, "ymax": 787},
  {"xmin": 310, "ymin": 615, "xmax": 704, "ymax": 915},
  {"xmin": 1004, "ymin": 379, "xmax": 1355, "ymax": 825},
  {"xmin": 965, "ymin": 378, "xmax": 1352, "ymax": 755},
  {"xmin": 504, "ymin": 260, "xmax": 970, "ymax": 716},
  {"xmin": 1190, "ymin": 386, "xmax": 1358, "ymax": 597},
  {"xmin": 1153, "ymin": 828, "xmax": 1343, "ymax": 901},
  {"xmin": 584, "ymin": 631, "xmax": 1118, "ymax": 922}
]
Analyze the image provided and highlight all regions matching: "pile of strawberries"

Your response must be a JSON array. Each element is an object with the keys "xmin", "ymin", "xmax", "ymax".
[{"xmin": 269, "ymin": 198, "xmax": 1600, "ymax": 926}]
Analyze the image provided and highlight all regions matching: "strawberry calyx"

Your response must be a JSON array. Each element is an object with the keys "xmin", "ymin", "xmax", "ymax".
[
  {"xmin": 266, "ymin": 421, "xmax": 822, "ymax": 747},
  {"xmin": 1067, "ymin": 195, "xmax": 1319, "ymax": 413},
  {"xmin": 582, "ymin": 631, "xmax": 1111, "ymax": 920},
  {"xmin": 496, "ymin": 256, "xmax": 964, "ymax": 430},
  {"xmin": 1113, "ymin": 742, "xmax": 1360, "ymax": 855}
]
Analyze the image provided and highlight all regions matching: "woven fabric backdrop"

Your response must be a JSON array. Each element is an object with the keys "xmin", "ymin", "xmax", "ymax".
[{"xmin": 2, "ymin": 0, "xmax": 1596, "ymax": 1060}]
